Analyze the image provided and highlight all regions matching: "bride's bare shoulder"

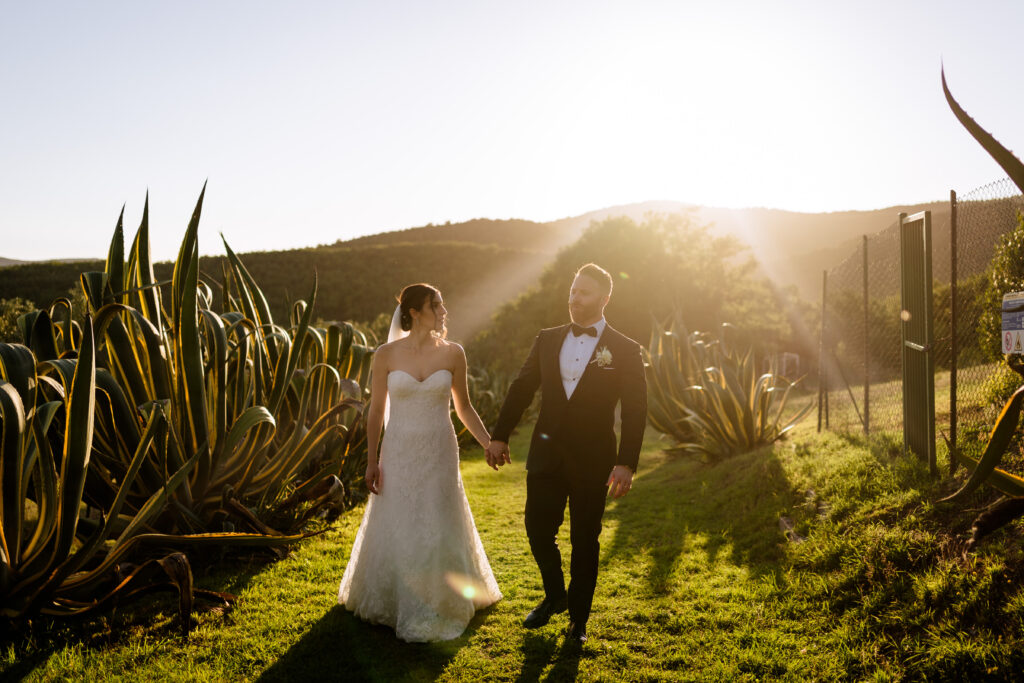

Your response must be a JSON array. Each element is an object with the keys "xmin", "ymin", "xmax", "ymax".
[
  {"xmin": 439, "ymin": 339, "xmax": 464, "ymax": 354},
  {"xmin": 375, "ymin": 340, "xmax": 401, "ymax": 357},
  {"xmin": 439, "ymin": 340, "xmax": 466, "ymax": 368}
]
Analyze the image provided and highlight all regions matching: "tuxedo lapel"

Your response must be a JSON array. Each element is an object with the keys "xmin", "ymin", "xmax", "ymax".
[{"xmin": 546, "ymin": 325, "xmax": 572, "ymax": 405}]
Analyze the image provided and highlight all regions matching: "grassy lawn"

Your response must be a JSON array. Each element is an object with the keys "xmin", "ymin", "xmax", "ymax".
[{"xmin": 5, "ymin": 422, "xmax": 1024, "ymax": 681}]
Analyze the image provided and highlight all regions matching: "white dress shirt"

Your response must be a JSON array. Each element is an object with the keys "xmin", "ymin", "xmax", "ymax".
[{"xmin": 559, "ymin": 317, "xmax": 606, "ymax": 400}]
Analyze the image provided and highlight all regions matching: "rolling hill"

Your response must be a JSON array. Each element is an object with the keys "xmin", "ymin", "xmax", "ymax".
[
  {"xmin": 545, "ymin": 200, "xmax": 954, "ymax": 297},
  {"xmin": 0, "ymin": 197, "xmax": 968, "ymax": 341}
]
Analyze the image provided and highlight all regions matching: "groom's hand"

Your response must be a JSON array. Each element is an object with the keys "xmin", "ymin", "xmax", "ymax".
[
  {"xmin": 485, "ymin": 440, "xmax": 510, "ymax": 471},
  {"xmin": 607, "ymin": 465, "xmax": 633, "ymax": 499}
]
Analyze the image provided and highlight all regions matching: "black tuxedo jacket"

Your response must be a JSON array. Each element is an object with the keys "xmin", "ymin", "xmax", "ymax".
[{"xmin": 492, "ymin": 323, "xmax": 647, "ymax": 482}]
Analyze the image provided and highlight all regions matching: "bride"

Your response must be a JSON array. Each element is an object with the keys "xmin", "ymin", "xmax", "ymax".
[{"xmin": 338, "ymin": 283, "xmax": 502, "ymax": 641}]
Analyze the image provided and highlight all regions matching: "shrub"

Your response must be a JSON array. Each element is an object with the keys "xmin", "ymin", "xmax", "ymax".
[
  {"xmin": 978, "ymin": 213, "xmax": 1024, "ymax": 363},
  {"xmin": 0, "ymin": 298, "xmax": 34, "ymax": 343},
  {"xmin": 646, "ymin": 316, "xmax": 813, "ymax": 461}
]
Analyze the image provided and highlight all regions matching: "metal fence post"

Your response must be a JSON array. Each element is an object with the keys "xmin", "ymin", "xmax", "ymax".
[
  {"xmin": 863, "ymin": 234, "xmax": 870, "ymax": 437},
  {"xmin": 818, "ymin": 270, "xmax": 827, "ymax": 432},
  {"xmin": 949, "ymin": 189, "xmax": 958, "ymax": 475}
]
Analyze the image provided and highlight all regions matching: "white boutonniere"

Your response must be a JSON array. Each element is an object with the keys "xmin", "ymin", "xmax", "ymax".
[{"xmin": 595, "ymin": 346, "xmax": 613, "ymax": 367}]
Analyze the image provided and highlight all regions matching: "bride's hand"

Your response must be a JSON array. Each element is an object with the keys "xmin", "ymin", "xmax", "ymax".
[{"xmin": 365, "ymin": 463, "xmax": 382, "ymax": 495}]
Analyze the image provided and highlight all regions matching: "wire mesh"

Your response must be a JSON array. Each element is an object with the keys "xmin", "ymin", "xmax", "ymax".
[
  {"xmin": 821, "ymin": 229, "xmax": 907, "ymax": 438},
  {"xmin": 952, "ymin": 179, "xmax": 1024, "ymax": 473},
  {"xmin": 819, "ymin": 179, "xmax": 1024, "ymax": 468}
]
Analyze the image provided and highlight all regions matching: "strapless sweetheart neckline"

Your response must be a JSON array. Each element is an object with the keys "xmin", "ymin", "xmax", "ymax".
[{"xmin": 388, "ymin": 368, "xmax": 452, "ymax": 383}]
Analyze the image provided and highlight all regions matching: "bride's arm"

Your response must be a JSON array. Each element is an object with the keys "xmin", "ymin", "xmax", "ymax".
[
  {"xmin": 364, "ymin": 347, "xmax": 389, "ymax": 495},
  {"xmin": 450, "ymin": 344, "xmax": 490, "ymax": 450}
]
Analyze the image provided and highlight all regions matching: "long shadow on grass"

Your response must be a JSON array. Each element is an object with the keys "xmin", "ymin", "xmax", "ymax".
[
  {"xmin": 256, "ymin": 603, "xmax": 495, "ymax": 682},
  {"xmin": 515, "ymin": 630, "xmax": 580, "ymax": 682},
  {"xmin": 601, "ymin": 447, "xmax": 796, "ymax": 593}
]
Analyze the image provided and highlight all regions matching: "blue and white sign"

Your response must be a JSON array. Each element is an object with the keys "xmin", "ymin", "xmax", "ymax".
[{"xmin": 1001, "ymin": 291, "xmax": 1024, "ymax": 354}]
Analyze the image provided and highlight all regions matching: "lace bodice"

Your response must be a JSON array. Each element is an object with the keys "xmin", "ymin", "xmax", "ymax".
[{"xmin": 384, "ymin": 369, "xmax": 455, "ymax": 434}]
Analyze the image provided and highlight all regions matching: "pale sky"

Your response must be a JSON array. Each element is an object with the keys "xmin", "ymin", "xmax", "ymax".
[{"xmin": 2, "ymin": 0, "xmax": 1023, "ymax": 262}]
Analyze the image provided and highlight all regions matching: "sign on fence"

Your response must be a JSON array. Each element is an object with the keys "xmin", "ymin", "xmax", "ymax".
[{"xmin": 1001, "ymin": 291, "xmax": 1024, "ymax": 355}]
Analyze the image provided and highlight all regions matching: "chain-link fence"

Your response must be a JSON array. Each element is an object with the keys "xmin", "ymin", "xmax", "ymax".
[
  {"xmin": 819, "ymin": 179, "xmax": 1024, "ymax": 467},
  {"xmin": 951, "ymin": 180, "xmax": 1024, "ymax": 469},
  {"xmin": 819, "ymin": 228, "xmax": 910, "ymax": 437}
]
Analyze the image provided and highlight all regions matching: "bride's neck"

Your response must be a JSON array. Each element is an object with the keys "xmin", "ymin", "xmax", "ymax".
[{"xmin": 406, "ymin": 328, "xmax": 435, "ymax": 349}]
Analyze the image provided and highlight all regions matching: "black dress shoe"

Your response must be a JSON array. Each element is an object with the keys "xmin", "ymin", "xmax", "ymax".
[
  {"xmin": 567, "ymin": 621, "xmax": 587, "ymax": 646},
  {"xmin": 523, "ymin": 595, "xmax": 568, "ymax": 629}
]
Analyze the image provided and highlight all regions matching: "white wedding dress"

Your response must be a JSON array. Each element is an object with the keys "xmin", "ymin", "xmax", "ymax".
[{"xmin": 338, "ymin": 369, "xmax": 502, "ymax": 642}]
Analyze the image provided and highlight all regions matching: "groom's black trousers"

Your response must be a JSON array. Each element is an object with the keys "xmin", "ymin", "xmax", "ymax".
[{"xmin": 525, "ymin": 462, "xmax": 609, "ymax": 625}]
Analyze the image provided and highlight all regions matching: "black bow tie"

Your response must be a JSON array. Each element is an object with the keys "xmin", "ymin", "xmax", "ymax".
[{"xmin": 570, "ymin": 323, "xmax": 598, "ymax": 338}]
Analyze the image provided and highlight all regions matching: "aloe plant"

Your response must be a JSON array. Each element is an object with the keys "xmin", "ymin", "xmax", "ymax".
[
  {"xmin": 646, "ymin": 316, "xmax": 812, "ymax": 461},
  {"xmin": 939, "ymin": 364, "xmax": 1024, "ymax": 549},
  {"xmin": 100, "ymin": 190, "xmax": 366, "ymax": 534},
  {"xmin": 942, "ymin": 68, "xmax": 1024, "ymax": 195},
  {"xmin": 0, "ymin": 318, "xmax": 204, "ymax": 620},
  {"xmin": 940, "ymin": 378, "xmax": 1024, "ymax": 504},
  {"xmin": 18, "ymin": 188, "xmax": 368, "ymax": 541}
]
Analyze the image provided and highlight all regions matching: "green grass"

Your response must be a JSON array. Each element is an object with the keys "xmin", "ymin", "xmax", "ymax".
[
  {"xmin": 4, "ymin": 423, "xmax": 1024, "ymax": 681},
  {"xmin": 824, "ymin": 361, "xmax": 1024, "ymax": 478}
]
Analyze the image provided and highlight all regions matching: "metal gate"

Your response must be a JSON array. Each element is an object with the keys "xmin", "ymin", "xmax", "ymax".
[{"xmin": 899, "ymin": 210, "xmax": 936, "ymax": 474}]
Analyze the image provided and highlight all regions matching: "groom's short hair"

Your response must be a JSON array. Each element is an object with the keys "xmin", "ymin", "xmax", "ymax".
[{"xmin": 575, "ymin": 263, "xmax": 613, "ymax": 296}]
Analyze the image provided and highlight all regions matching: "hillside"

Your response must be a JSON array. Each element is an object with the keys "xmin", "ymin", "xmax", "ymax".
[
  {"xmin": 337, "ymin": 217, "xmax": 581, "ymax": 253},
  {"xmin": 0, "ymin": 198, "xmax": 965, "ymax": 338},
  {"xmin": 0, "ymin": 241, "xmax": 547, "ymax": 343},
  {"xmin": 825, "ymin": 194, "xmax": 1024, "ymax": 299},
  {"xmin": 337, "ymin": 199, "xmax": 957, "ymax": 299},
  {"xmin": 548, "ymin": 199, "xmax": 953, "ymax": 297}
]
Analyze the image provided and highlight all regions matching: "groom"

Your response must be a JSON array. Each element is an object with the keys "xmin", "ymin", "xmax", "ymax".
[{"xmin": 486, "ymin": 263, "xmax": 647, "ymax": 646}]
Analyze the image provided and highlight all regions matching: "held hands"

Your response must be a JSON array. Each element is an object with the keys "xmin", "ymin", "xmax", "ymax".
[
  {"xmin": 485, "ymin": 440, "xmax": 511, "ymax": 471},
  {"xmin": 607, "ymin": 465, "xmax": 633, "ymax": 499},
  {"xmin": 365, "ymin": 462, "xmax": 382, "ymax": 495}
]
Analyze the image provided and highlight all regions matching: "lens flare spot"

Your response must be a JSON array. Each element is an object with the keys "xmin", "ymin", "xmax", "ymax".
[
  {"xmin": 900, "ymin": 310, "xmax": 911, "ymax": 321},
  {"xmin": 445, "ymin": 572, "xmax": 485, "ymax": 602},
  {"xmin": 618, "ymin": 272, "xmax": 630, "ymax": 280},
  {"xmin": 539, "ymin": 432, "xmax": 550, "ymax": 440}
]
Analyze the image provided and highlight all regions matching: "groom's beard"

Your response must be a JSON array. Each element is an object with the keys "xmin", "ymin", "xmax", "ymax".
[{"xmin": 569, "ymin": 304, "xmax": 601, "ymax": 325}]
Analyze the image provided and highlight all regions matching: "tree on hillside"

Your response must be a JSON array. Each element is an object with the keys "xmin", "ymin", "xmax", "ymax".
[
  {"xmin": 0, "ymin": 297, "xmax": 35, "ymax": 342},
  {"xmin": 468, "ymin": 213, "xmax": 798, "ymax": 376},
  {"xmin": 979, "ymin": 213, "xmax": 1024, "ymax": 364}
]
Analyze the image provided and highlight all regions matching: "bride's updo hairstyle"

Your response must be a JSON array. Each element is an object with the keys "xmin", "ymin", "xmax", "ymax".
[{"xmin": 398, "ymin": 283, "xmax": 446, "ymax": 337}]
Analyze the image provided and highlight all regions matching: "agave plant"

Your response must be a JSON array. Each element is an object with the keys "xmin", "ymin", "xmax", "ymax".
[
  {"xmin": 0, "ymin": 318, "xmax": 198, "ymax": 620},
  {"xmin": 942, "ymin": 68, "xmax": 1024, "ymax": 195},
  {"xmin": 1, "ymin": 324, "xmax": 312, "ymax": 627},
  {"xmin": 23, "ymin": 187, "xmax": 368, "ymax": 539},
  {"xmin": 939, "ymin": 363, "xmax": 1024, "ymax": 550},
  {"xmin": 646, "ymin": 316, "xmax": 812, "ymax": 461}
]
